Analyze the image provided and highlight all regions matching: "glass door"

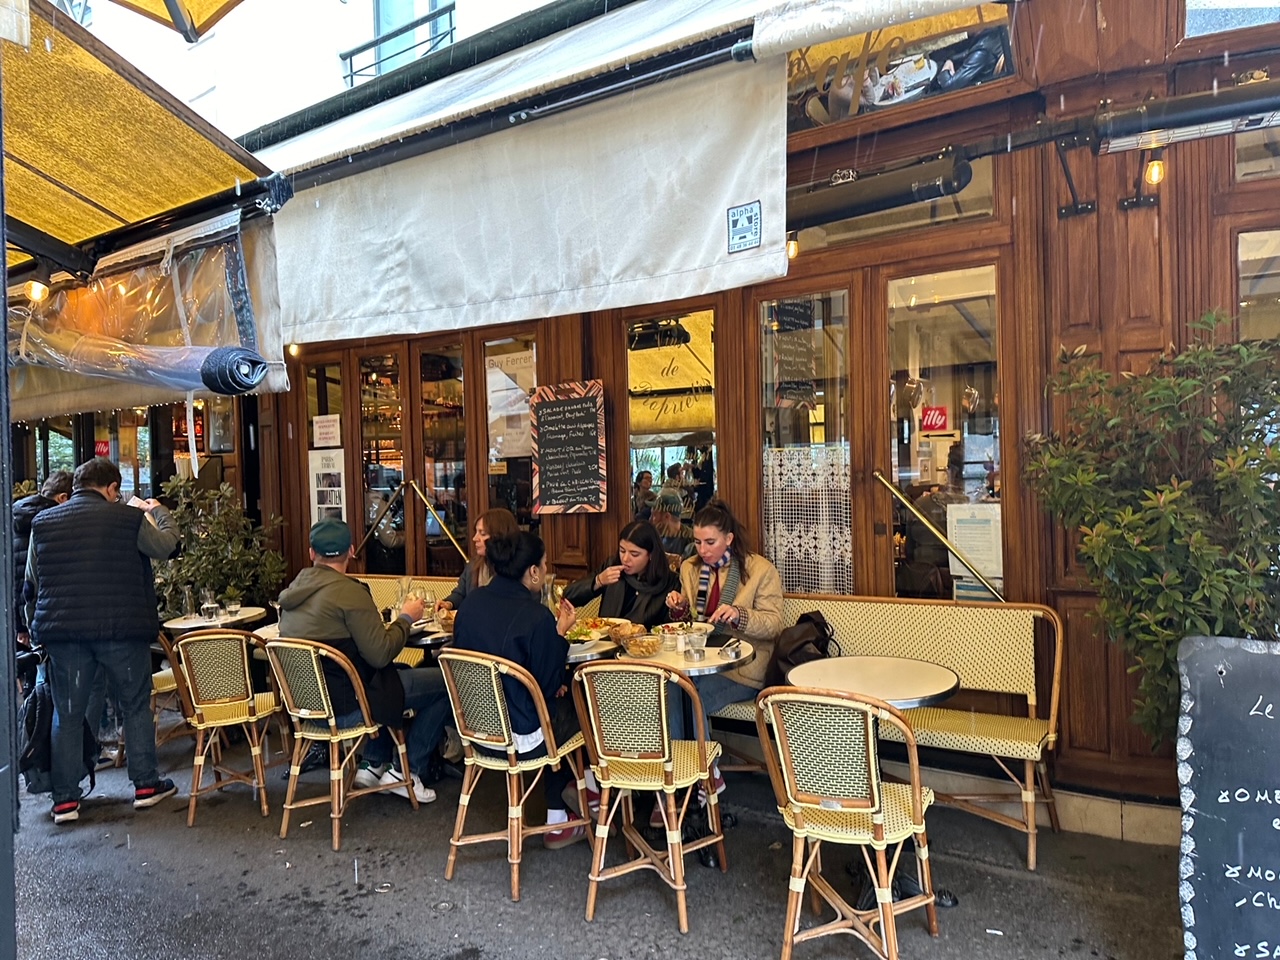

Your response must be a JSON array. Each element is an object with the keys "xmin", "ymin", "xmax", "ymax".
[
  {"xmin": 359, "ymin": 351, "xmax": 407, "ymax": 574},
  {"xmin": 415, "ymin": 341, "xmax": 467, "ymax": 577},
  {"xmin": 883, "ymin": 265, "xmax": 1002, "ymax": 600}
]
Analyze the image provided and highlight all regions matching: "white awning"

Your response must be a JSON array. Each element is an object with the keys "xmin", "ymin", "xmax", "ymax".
[{"xmin": 270, "ymin": 0, "xmax": 978, "ymax": 345}]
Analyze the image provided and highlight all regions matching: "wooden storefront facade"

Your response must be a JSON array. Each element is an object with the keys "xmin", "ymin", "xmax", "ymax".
[{"xmin": 261, "ymin": 0, "xmax": 1280, "ymax": 800}]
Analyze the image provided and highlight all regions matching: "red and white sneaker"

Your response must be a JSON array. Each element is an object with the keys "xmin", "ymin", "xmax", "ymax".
[
  {"xmin": 50, "ymin": 800, "xmax": 80, "ymax": 824},
  {"xmin": 544, "ymin": 823, "xmax": 587, "ymax": 850}
]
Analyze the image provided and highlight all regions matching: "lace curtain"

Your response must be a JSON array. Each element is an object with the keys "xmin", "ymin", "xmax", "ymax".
[{"xmin": 763, "ymin": 444, "xmax": 853, "ymax": 595}]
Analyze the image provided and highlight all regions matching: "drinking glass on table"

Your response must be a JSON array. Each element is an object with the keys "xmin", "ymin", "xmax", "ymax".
[
  {"xmin": 687, "ymin": 628, "xmax": 707, "ymax": 655},
  {"xmin": 225, "ymin": 598, "xmax": 242, "ymax": 616}
]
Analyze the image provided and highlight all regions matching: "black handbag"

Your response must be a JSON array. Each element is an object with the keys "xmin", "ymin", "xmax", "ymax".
[{"xmin": 764, "ymin": 611, "xmax": 840, "ymax": 688}]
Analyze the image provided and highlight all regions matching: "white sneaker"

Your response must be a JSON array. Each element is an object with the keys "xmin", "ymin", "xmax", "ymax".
[
  {"xmin": 377, "ymin": 768, "xmax": 436, "ymax": 803},
  {"xmin": 353, "ymin": 762, "xmax": 388, "ymax": 790}
]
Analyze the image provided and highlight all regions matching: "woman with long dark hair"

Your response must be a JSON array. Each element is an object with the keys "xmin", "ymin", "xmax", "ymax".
[
  {"xmin": 563, "ymin": 520, "xmax": 678, "ymax": 629},
  {"xmin": 436, "ymin": 507, "xmax": 519, "ymax": 612},
  {"xmin": 452, "ymin": 531, "xmax": 587, "ymax": 849},
  {"xmin": 665, "ymin": 499, "xmax": 784, "ymax": 794}
]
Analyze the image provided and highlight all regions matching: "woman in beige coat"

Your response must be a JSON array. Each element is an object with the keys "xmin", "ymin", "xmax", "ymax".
[{"xmin": 665, "ymin": 500, "xmax": 784, "ymax": 765}]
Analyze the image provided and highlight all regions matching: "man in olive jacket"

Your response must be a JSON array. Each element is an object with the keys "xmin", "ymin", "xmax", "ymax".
[{"xmin": 277, "ymin": 519, "xmax": 447, "ymax": 804}]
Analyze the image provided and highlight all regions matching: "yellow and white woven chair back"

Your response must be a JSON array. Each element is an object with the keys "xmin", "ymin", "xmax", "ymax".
[
  {"xmin": 575, "ymin": 661, "xmax": 672, "ymax": 763},
  {"xmin": 265, "ymin": 640, "xmax": 335, "ymax": 722},
  {"xmin": 438, "ymin": 650, "xmax": 515, "ymax": 750},
  {"xmin": 758, "ymin": 689, "xmax": 887, "ymax": 815},
  {"xmin": 177, "ymin": 630, "xmax": 255, "ymax": 715}
]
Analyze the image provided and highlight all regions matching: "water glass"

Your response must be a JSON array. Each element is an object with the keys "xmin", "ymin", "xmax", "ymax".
[
  {"xmin": 200, "ymin": 601, "xmax": 220, "ymax": 622},
  {"xmin": 687, "ymin": 629, "xmax": 707, "ymax": 654},
  {"xmin": 226, "ymin": 600, "xmax": 242, "ymax": 616}
]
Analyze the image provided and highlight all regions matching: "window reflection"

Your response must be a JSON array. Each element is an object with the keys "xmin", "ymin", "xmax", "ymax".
[
  {"xmin": 1238, "ymin": 230, "xmax": 1280, "ymax": 340},
  {"xmin": 1235, "ymin": 129, "xmax": 1280, "ymax": 183},
  {"xmin": 760, "ymin": 291, "xmax": 853, "ymax": 594},
  {"xmin": 888, "ymin": 266, "xmax": 1001, "ymax": 600},
  {"xmin": 361, "ymin": 355, "xmax": 405, "ymax": 574},
  {"xmin": 420, "ymin": 345, "xmax": 466, "ymax": 576},
  {"xmin": 627, "ymin": 311, "xmax": 716, "ymax": 528},
  {"xmin": 484, "ymin": 336, "xmax": 538, "ymax": 531}
]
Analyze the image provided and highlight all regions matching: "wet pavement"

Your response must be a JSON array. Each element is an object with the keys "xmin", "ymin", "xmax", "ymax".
[{"xmin": 16, "ymin": 737, "xmax": 1182, "ymax": 960}]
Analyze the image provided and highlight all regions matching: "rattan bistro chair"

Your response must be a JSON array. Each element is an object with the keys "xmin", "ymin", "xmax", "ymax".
[
  {"xmin": 437, "ymin": 649, "xmax": 590, "ymax": 902},
  {"xmin": 755, "ymin": 687, "xmax": 938, "ymax": 960},
  {"xmin": 176, "ymin": 629, "xmax": 285, "ymax": 827},
  {"xmin": 572, "ymin": 660, "xmax": 727, "ymax": 935},
  {"xmin": 264, "ymin": 639, "xmax": 418, "ymax": 851}
]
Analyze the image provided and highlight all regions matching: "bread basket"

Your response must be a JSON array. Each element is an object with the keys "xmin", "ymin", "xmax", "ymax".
[
  {"xmin": 435, "ymin": 609, "xmax": 457, "ymax": 633},
  {"xmin": 621, "ymin": 633, "xmax": 662, "ymax": 658}
]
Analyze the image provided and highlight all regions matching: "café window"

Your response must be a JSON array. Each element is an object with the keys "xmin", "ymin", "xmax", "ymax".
[
  {"xmin": 1238, "ymin": 229, "xmax": 1280, "ymax": 339},
  {"xmin": 361, "ymin": 354, "xmax": 406, "ymax": 574},
  {"xmin": 887, "ymin": 266, "xmax": 1002, "ymax": 601},
  {"xmin": 796, "ymin": 155, "xmax": 994, "ymax": 252},
  {"xmin": 1185, "ymin": 2, "xmax": 1280, "ymax": 38},
  {"xmin": 1235, "ymin": 128, "xmax": 1280, "ymax": 182},
  {"xmin": 786, "ymin": 4, "xmax": 1014, "ymax": 134},
  {"xmin": 420, "ymin": 344, "xmax": 467, "ymax": 575},
  {"xmin": 759, "ymin": 291, "xmax": 852, "ymax": 594},
  {"xmin": 626, "ymin": 311, "xmax": 717, "ymax": 526},
  {"xmin": 36, "ymin": 415, "xmax": 76, "ymax": 481},
  {"xmin": 305, "ymin": 360, "xmax": 348, "ymax": 530},
  {"xmin": 484, "ymin": 335, "xmax": 538, "ymax": 530}
]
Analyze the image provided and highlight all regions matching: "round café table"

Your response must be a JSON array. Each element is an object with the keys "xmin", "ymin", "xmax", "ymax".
[
  {"xmin": 620, "ymin": 641, "xmax": 755, "ymax": 677},
  {"xmin": 164, "ymin": 605, "xmax": 267, "ymax": 635},
  {"xmin": 787, "ymin": 655, "xmax": 959, "ymax": 709}
]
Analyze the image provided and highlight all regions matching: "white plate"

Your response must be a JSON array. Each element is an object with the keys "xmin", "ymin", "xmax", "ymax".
[
  {"xmin": 656, "ymin": 621, "xmax": 715, "ymax": 636},
  {"xmin": 568, "ymin": 617, "xmax": 631, "ymax": 642}
]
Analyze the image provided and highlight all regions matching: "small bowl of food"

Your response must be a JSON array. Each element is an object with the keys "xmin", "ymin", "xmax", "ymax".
[
  {"xmin": 621, "ymin": 633, "xmax": 662, "ymax": 658},
  {"xmin": 608, "ymin": 622, "xmax": 646, "ymax": 644},
  {"xmin": 435, "ymin": 609, "xmax": 457, "ymax": 633}
]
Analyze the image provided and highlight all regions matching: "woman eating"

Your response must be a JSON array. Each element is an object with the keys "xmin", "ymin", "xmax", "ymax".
[
  {"xmin": 451, "ymin": 531, "xmax": 587, "ymax": 850},
  {"xmin": 563, "ymin": 520, "xmax": 678, "ymax": 630},
  {"xmin": 436, "ymin": 507, "xmax": 519, "ymax": 613},
  {"xmin": 665, "ymin": 499, "xmax": 784, "ymax": 789}
]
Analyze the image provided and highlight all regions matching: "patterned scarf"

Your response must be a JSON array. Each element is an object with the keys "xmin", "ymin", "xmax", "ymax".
[{"xmin": 696, "ymin": 553, "xmax": 739, "ymax": 619}]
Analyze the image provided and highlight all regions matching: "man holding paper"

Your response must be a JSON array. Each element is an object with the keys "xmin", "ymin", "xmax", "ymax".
[{"xmin": 25, "ymin": 457, "xmax": 181, "ymax": 824}]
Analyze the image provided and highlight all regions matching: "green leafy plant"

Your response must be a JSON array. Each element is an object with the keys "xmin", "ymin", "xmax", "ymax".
[
  {"xmin": 152, "ymin": 476, "xmax": 286, "ymax": 620},
  {"xmin": 1025, "ymin": 317, "xmax": 1280, "ymax": 743}
]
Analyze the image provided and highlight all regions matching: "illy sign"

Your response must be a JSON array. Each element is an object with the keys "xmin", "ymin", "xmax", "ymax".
[{"xmin": 920, "ymin": 406, "xmax": 948, "ymax": 431}]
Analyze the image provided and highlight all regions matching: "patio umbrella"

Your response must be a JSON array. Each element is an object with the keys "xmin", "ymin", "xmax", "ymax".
[{"xmin": 105, "ymin": 0, "xmax": 245, "ymax": 42}]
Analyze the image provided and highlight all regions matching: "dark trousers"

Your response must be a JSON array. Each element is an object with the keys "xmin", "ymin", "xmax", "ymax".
[
  {"xmin": 46, "ymin": 639, "xmax": 159, "ymax": 802},
  {"xmin": 482, "ymin": 696, "xmax": 581, "ymax": 810}
]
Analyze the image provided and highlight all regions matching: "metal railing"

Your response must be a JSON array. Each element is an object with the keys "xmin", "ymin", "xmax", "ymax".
[{"xmin": 340, "ymin": 3, "xmax": 457, "ymax": 88}]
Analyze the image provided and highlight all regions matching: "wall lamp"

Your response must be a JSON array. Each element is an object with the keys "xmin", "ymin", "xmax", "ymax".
[
  {"xmin": 786, "ymin": 232, "xmax": 799, "ymax": 260},
  {"xmin": 1120, "ymin": 147, "xmax": 1163, "ymax": 211},
  {"xmin": 23, "ymin": 259, "xmax": 51, "ymax": 303}
]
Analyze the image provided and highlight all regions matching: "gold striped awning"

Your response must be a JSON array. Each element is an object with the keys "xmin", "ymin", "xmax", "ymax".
[
  {"xmin": 4, "ymin": 0, "xmax": 269, "ymax": 270},
  {"xmin": 106, "ymin": 0, "xmax": 244, "ymax": 41}
]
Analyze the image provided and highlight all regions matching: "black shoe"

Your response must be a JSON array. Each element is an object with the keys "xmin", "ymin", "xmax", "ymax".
[{"xmin": 134, "ymin": 778, "xmax": 177, "ymax": 809}]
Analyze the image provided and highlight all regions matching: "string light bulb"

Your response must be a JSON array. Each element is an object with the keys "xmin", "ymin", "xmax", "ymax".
[
  {"xmin": 23, "ymin": 260, "xmax": 51, "ymax": 303},
  {"xmin": 286, "ymin": 343, "xmax": 301, "ymax": 357},
  {"xmin": 786, "ymin": 232, "xmax": 799, "ymax": 260},
  {"xmin": 1143, "ymin": 148, "xmax": 1166, "ymax": 187}
]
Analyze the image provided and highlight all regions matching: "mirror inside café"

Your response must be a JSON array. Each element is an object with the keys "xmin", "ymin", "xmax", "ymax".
[
  {"xmin": 361, "ymin": 353, "xmax": 406, "ymax": 574},
  {"xmin": 626, "ymin": 310, "xmax": 717, "ymax": 537},
  {"xmin": 484, "ymin": 335, "xmax": 539, "ymax": 532},
  {"xmin": 887, "ymin": 266, "xmax": 1002, "ymax": 600},
  {"xmin": 420, "ymin": 345, "xmax": 466, "ymax": 576}
]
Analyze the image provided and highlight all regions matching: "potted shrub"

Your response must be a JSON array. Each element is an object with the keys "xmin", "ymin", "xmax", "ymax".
[
  {"xmin": 1025, "ymin": 318, "xmax": 1280, "ymax": 742},
  {"xmin": 152, "ymin": 476, "xmax": 286, "ymax": 621}
]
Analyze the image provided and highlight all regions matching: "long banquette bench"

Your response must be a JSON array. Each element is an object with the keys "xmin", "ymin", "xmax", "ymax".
[{"xmin": 711, "ymin": 593, "xmax": 1063, "ymax": 871}]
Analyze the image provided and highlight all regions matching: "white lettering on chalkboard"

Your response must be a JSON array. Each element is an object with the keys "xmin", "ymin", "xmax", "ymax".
[
  {"xmin": 1217, "ymin": 788, "xmax": 1280, "ymax": 804},
  {"xmin": 1251, "ymin": 695, "xmax": 1277, "ymax": 719},
  {"xmin": 1234, "ymin": 942, "xmax": 1280, "ymax": 957}
]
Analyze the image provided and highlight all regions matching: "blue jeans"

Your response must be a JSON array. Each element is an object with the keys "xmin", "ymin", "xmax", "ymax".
[
  {"xmin": 667, "ymin": 673, "xmax": 757, "ymax": 742},
  {"xmin": 342, "ymin": 666, "xmax": 450, "ymax": 777},
  {"xmin": 46, "ymin": 640, "xmax": 160, "ymax": 803}
]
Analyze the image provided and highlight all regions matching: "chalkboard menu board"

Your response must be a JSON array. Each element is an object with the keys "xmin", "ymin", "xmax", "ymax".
[
  {"xmin": 531, "ymin": 380, "xmax": 606, "ymax": 515},
  {"xmin": 1178, "ymin": 635, "xmax": 1280, "ymax": 960},
  {"xmin": 769, "ymin": 299, "xmax": 817, "ymax": 409}
]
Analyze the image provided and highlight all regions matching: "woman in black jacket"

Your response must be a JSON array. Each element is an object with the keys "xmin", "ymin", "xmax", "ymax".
[
  {"xmin": 452, "ymin": 531, "xmax": 587, "ymax": 850},
  {"xmin": 563, "ymin": 521, "xmax": 678, "ymax": 630}
]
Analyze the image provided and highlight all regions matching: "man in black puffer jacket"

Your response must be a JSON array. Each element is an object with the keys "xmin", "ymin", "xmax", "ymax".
[
  {"xmin": 25, "ymin": 458, "xmax": 181, "ymax": 825},
  {"xmin": 11, "ymin": 470, "xmax": 71, "ymax": 648}
]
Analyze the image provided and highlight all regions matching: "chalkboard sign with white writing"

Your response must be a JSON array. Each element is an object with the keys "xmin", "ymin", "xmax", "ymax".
[
  {"xmin": 768, "ymin": 299, "xmax": 817, "ymax": 409},
  {"xmin": 1178, "ymin": 635, "xmax": 1280, "ymax": 960},
  {"xmin": 531, "ymin": 380, "xmax": 606, "ymax": 515}
]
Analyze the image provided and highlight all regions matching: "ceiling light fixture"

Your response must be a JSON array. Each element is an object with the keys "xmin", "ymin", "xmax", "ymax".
[
  {"xmin": 786, "ymin": 232, "xmax": 799, "ymax": 260},
  {"xmin": 23, "ymin": 259, "xmax": 51, "ymax": 303}
]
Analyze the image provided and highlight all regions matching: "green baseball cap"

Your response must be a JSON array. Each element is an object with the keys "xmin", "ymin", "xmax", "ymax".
[{"xmin": 310, "ymin": 519, "xmax": 352, "ymax": 557}]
